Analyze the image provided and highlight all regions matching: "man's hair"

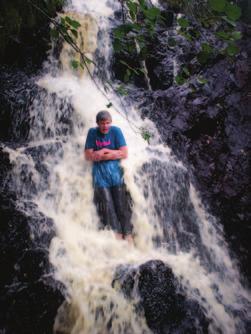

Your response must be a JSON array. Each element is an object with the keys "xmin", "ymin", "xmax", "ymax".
[{"xmin": 96, "ymin": 110, "xmax": 112, "ymax": 123}]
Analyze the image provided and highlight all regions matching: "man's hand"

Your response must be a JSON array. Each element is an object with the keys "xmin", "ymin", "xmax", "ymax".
[
  {"xmin": 101, "ymin": 147, "xmax": 128, "ymax": 160},
  {"xmin": 84, "ymin": 147, "xmax": 128, "ymax": 162},
  {"xmin": 85, "ymin": 148, "xmax": 108, "ymax": 161},
  {"xmin": 93, "ymin": 149, "xmax": 109, "ymax": 161}
]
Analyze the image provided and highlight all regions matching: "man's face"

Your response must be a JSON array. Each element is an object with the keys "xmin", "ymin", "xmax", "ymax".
[{"xmin": 97, "ymin": 119, "xmax": 112, "ymax": 134}]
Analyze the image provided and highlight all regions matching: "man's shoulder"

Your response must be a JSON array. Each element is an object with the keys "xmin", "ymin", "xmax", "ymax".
[
  {"xmin": 111, "ymin": 126, "xmax": 123, "ymax": 134},
  {"xmin": 88, "ymin": 127, "xmax": 98, "ymax": 134}
]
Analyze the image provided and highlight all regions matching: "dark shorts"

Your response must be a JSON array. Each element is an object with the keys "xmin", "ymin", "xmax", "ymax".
[{"xmin": 94, "ymin": 184, "xmax": 133, "ymax": 235}]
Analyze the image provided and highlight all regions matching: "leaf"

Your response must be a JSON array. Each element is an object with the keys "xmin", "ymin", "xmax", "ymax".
[
  {"xmin": 65, "ymin": 16, "xmax": 81, "ymax": 29},
  {"xmin": 225, "ymin": 43, "xmax": 239, "ymax": 56},
  {"xmin": 143, "ymin": 7, "xmax": 161, "ymax": 21},
  {"xmin": 197, "ymin": 76, "xmax": 208, "ymax": 84},
  {"xmin": 231, "ymin": 31, "xmax": 242, "ymax": 40},
  {"xmin": 127, "ymin": 0, "xmax": 138, "ymax": 21},
  {"xmin": 177, "ymin": 17, "xmax": 189, "ymax": 28},
  {"xmin": 65, "ymin": 16, "xmax": 73, "ymax": 25},
  {"xmin": 60, "ymin": 22, "xmax": 68, "ymax": 34},
  {"xmin": 116, "ymin": 85, "xmax": 128, "ymax": 96},
  {"xmin": 202, "ymin": 43, "xmax": 212, "ymax": 53},
  {"xmin": 222, "ymin": 16, "xmax": 236, "ymax": 27},
  {"xmin": 175, "ymin": 74, "xmax": 186, "ymax": 85},
  {"xmin": 71, "ymin": 20, "xmax": 81, "ymax": 29},
  {"xmin": 141, "ymin": 128, "xmax": 151, "ymax": 143},
  {"xmin": 113, "ymin": 28, "xmax": 126, "ymax": 39},
  {"xmin": 216, "ymin": 31, "xmax": 230, "ymax": 40},
  {"xmin": 70, "ymin": 29, "xmax": 78, "ymax": 39},
  {"xmin": 114, "ymin": 23, "xmax": 138, "ymax": 37},
  {"xmin": 113, "ymin": 39, "xmax": 123, "ymax": 53},
  {"xmin": 70, "ymin": 59, "xmax": 79, "ymax": 69},
  {"xmin": 60, "ymin": 17, "xmax": 66, "ymax": 25},
  {"xmin": 139, "ymin": 0, "xmax": 147, "ymax": 10},
  {"xmin": 209, "ymin": 0, "xmax": 226, "ymax": 12},
  {"xmin": 106, "ymin": 102, "xmax": 112, "ymax": 108},
  {"xmin": 224, "ymin": 3, "xmax": 241, "ymax": 21}
]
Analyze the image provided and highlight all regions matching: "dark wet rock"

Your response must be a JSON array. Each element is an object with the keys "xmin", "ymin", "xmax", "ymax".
[
  {"xmin": 0, "ymin": 69, "xmax": 35, "ymax": 142},
  {"xmin": 1, "ymin": 281, "xmax": 63, "ymax": 334},
  {"xmin": 0, "ymin": 149, "xmax": 65, "ymax": 334},
  {"xmin": 114, "ymin": 260, "xmax": 209, "ymax": 333},
  {"xmin": 0, "ymin": 0, "xmax": 64, "ymax": 68},
  {"xmin": 0, "ymin": 67, "xmax": 74, "ymax": 143},
  {"xmin": 0, "ymin": 190, "xmax": 65, "ymax": 334},
  {"xmin": 136, "ymin": 30, "xmax": 251, "ymax": 283}
]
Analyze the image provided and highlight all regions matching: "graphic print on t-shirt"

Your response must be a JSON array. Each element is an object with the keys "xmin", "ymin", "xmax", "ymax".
[{"xmin": 96, "ymin": 139, "xmax": 111, "ymax": 148}]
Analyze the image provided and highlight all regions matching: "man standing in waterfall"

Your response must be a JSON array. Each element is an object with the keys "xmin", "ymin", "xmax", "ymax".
[{"xmin": 84, "ymin": 110, "xmax": 133, "ymax": 244}]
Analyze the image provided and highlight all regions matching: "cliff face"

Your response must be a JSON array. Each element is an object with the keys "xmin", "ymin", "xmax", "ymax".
[
  {"xmin": 112, "ymin": 3, "xmax": 251, "ymax": 283},
  {"xmin": 0, "ymin": 2, "xmax": 65, "ymax": 333},
  {"xmin": 133, "ymin": 25, "xmax": 251, "ymax": 282}
]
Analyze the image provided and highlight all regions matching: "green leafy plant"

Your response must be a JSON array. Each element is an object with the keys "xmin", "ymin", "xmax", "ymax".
[
  {"xmin": 113, "ymin": 0, "xmax": 163, "ymax": 83},
  {"xmin": 141, "ymin": 128, "xmax": 152, "ymax": 143},
  {"xmin": 49, "ymin": 14, "xmax": 95, "ymax": 70},
  {"xmin": 173, "ymin": 0, "xmax": 242, "ymax": 84}
]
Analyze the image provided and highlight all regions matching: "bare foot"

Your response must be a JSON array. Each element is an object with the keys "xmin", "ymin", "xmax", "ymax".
[
  {"xmin": 124, "ymin": 234, "xmax": 134, "ymax": 246},
  {"xmin": 115, "ymin": 233, "xmax": 123, "ymax": 240}
]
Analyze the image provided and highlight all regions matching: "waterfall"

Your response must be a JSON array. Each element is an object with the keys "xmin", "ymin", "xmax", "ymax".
[{"xmin": 3, "ymin": 0, "xmax": 250, "ymax": 333}]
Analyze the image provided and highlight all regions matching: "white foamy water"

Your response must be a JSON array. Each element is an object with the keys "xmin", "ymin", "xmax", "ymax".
[{"xmin": 3, "ymin": 1, "xmax": 250, "ymax": 333}]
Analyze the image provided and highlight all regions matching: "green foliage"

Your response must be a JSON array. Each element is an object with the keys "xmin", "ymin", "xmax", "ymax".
[
  {"xmin": 112, "ymin": 0, "xmax": 242, "ymax": 88},
  {"xmin": 209, "ymin": 0, "xmax": 226, "ymax": 12},
  {"xmin": 50, "ymin": 15, "xmax": 81, "ymax": 43},
  {"xmin": 225, "ymin": 42, "xmax": 239, "ymax": 56},
  {"xmin": 177, "ymin": 17, "xmax": 189, "ymax": 28},
  {"xmin": 196, "ymin": 76, "xmax": 208, "ymax": 84},
  {"xmin": 50, "ymin": 14, "xmax": 96, "ymax": 71},
  {"xmin": 175, "ymin": 66, "xmax": 190, "ymax": 85},
  {"xmin": 116, "ymin": 85, "xmax": 128, "ymax": 96},
  {"xmin": 70, "ymin": 59, "xmax": 79, "ymax": 69},
  {"xmin": 208, "ymin": 0, "xmax": 241, "ymax": 21},
  {"xmin": 224, "ymin": 2, "xmax": 241, "ymax": 21},
  {"xmin": 197, "ymin": 43, "xmax": 214, "ymax": 64},
  {"xmin": 174, "ymin": 0, "xmax": 242, "ymax": 78},
  {"xmin": 141, "ymin": 128, "xmax": 151, "ymax": 143},
  {"xmin": 112, "ymin": 0, "xmax": 163, "ymax": 83}
]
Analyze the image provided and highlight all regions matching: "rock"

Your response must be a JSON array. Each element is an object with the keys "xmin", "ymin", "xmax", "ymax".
[
  {"xmin": 0, "ymin": 0, "xmax": 64, "ymax": 67},
  {"xmin": 113, "ymin": 260, "xmax": 209, "ymax": 333},
  {"xmin": 0, "ymin": 149, "xmax": 65, "ymax": 334},
  {"xmin": 136, "ymin": 31, "xmax": 251, "ymax": 283}
]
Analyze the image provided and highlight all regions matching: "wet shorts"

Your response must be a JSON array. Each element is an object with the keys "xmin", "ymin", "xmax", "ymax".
[{"xmin": 94, "ymin": 184, "xmax": 133, "ymax": 235}]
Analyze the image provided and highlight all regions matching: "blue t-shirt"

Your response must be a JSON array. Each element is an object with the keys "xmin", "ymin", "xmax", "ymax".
[{"xmin": 85, "ymin": 126, "xmax": 127, "ymax": 188}]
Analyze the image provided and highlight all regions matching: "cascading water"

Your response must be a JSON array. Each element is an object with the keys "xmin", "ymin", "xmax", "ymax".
[{"xmin": 3, "ymin": 0, "xmax": 250, "ymax": 333}]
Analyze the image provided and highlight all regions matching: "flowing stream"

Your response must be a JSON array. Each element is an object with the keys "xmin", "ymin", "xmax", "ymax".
[{"xmin": 3, "ymin": 0, "xmax": 251, "ymax": 333}]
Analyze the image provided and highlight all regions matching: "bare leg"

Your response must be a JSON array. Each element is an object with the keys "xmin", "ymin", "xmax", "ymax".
[
  {"xmin": 124, "ymin": 234, "xmax": 134, "ymax": 245},
  {"xmin": 115, "ymin": 233, "xmax": 124, "ymax": 240}
]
